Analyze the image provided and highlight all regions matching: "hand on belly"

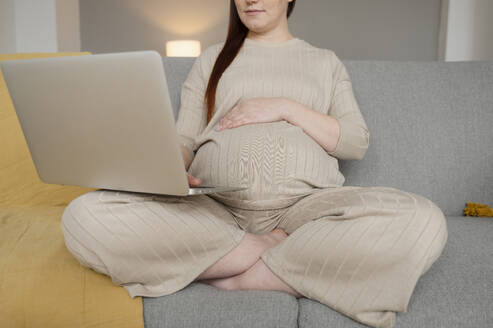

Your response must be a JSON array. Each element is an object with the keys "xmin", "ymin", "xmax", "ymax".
[{"xmin": 189, "ymin": 122, "xmax": 344, "ymax": 201}]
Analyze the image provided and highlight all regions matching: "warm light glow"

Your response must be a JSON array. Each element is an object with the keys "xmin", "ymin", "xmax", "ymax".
[
  {"xmin": 125, "ymin": 1, "xmax": 227, "ymax": 35},
  {"xmin": 166, "ymin": 40, "xmax": 201, "ymax": 57}
]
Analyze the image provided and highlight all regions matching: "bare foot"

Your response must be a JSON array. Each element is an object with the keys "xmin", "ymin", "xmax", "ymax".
[
  {"xmin": 258, "ymin": 228, "xmax": 288, "ymax": 254},
  {"xmin": 201, "ymin": 228, "xmax": 303, "ymax": 298},
  {"xmin": 237, "ymin": 257, "xmax": 304, "ymax": 298},
  {"xmin": 197, "ymin": 228, "xmax": 288, "ymax": 282},
  {"xmin": 201, "ymin": 228, "xmax": 287, "ymax": 290}
]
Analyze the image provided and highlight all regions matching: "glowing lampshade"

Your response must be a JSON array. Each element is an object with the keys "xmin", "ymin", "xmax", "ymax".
[{"xmin": 166, "ymin": 40, "xmax": 201, "ymax": 57}]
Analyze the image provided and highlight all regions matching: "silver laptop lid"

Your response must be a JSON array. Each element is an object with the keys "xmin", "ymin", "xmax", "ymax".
[{"xmin": 1, "ymin": 51, "xmax": 194, "ymax": 196}]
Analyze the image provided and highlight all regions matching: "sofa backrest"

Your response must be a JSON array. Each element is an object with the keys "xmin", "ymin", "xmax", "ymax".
[{"xmin": 163, "ymin": 57, "xmax": 493, "ymax": 216}]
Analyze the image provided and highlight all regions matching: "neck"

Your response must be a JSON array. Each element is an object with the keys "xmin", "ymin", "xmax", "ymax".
[{"xmin": 246, "ymin": 27, "xmax": 293, "ymax": 43}]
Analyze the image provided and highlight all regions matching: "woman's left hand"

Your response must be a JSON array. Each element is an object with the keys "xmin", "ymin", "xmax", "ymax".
[{"xmin": 215, "ymin": 97, "xmax": 288, "ymax": 131}]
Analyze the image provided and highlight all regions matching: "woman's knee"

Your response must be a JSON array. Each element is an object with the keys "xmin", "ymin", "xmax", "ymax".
[
  {"xmin": 414, "ymin": 193, "xmax": 448, "ymax": 262},
  {"xmin": 396, "ymin": 188, "xmax": 446, "ymax": 226},
  {"xmin": 62, "ymin": 221, "xmax": 109, "ymax": 275},
  {"xmin": 61, "ymin": 190, "xmax": 104, "ymax": 231},
  {"xmin": 369, "ymin": 187, "xmax": 447, "ymax": 240},
  {"xmin": 363, "ymin": 187, "xmax": 448, "ymax": 275},
  {"xmin": 61, "ymin": 190, "xmax": 111, "ymax": 273},
  {"xmin": 377, "ymin": 187, "xmax": 444, "ymax": 216},
  {"xmin": 408, "ymin": 193, "xmax": 448, "ymax": 273},
  {"xmin": 61, "ymin": 189, "xmax": 144, "ymax": 228},
  {"xmin": 385, "ymin": 187, "xmax": 448, "ymax": 253}
]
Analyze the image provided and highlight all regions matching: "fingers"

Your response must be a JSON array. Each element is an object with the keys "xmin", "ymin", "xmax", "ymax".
[
  {"xmin": 187, "ymin": 173, "xmax": 201, "ymax": 187},
  {"xmin": 215, "ymin": 117, "xmax": 242, "ymax": 131},
  {"xmin": 215, "ymin": 120, "xmax": 231, "ymax": 131},
  {"xmin": 188, "ymin": 177, "xmax": 200, "ymax": 187}
]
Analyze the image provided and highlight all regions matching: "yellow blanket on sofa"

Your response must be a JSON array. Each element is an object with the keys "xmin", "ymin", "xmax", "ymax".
[{"xmin": 0, "ymin": 53, "xmax": 144, "ymax": 328}]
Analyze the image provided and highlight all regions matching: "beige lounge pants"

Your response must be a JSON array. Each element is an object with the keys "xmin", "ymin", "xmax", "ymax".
[{"xmin": 61, "ymin": 186, "xmax": 448, "ymax": 328}]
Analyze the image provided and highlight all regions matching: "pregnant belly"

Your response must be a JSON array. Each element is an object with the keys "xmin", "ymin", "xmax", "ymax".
[{"xmin": 188, "ymin": 121, "xmax": 344, "ymax": 207}]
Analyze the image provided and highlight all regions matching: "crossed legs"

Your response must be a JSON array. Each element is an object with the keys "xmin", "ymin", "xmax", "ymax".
[
  {"xmin": 62, "ymin": 189, "xmax": 303, "ymax": 298},
  {"xmin": 197, "ymin": 186, "xmax": 448, "ymax": 328},
  {"xmin": 62, "ymin": 186, "xmax": 447, "ymax": 328},
  {"xmin": 196, "ymin": 228, "xmax": 303, "ymax": 298}
]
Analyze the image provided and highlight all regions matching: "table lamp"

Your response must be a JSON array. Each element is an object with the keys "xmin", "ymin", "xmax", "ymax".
[{"xmin": 166, "ymin": 40, "xmax": 201, "ymax": 57}]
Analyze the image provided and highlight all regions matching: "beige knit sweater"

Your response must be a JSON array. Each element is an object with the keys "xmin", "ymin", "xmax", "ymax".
[{"xmin": 175, "ymin": 37, "xmax": 369, "ymax": 210}]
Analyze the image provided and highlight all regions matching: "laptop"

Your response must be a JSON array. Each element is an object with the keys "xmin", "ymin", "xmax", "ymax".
[{"xmin": 0, "ymin": 50, "xmax": 248, "ymax": 196}]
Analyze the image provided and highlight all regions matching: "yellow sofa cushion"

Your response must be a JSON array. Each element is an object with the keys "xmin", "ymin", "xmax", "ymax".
[{"xmin": 0, "ymin": 53, "xmax": 144, "ymax": 328}]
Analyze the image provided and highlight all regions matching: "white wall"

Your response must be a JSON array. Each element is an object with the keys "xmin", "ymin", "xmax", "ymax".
[
  {"xmin": 0, "ymin": 0, "xmax": 16, "ymax": 53},
  {"xmin": 439, "ymin": 0, "xmax": 493, "ymax": 61},
  {"xmin": 14, "ymin": 0, "xmax": 58, "ymax": 52},
  {"xmin": 0, "ymin": 0, "xmax": 81, "ymax": 53},
  {"xmin": 80, "ymin": 0, "xmax": 442, "ymax": 60}
]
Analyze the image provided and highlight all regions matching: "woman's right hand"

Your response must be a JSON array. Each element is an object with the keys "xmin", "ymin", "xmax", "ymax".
[{"xmin": 187, "ymin": 172, "xmax": 201, "ymax": 187}]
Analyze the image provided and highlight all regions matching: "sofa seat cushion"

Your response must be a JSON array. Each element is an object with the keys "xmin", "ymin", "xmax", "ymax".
[
  {"xmin": 297, "ymin": 216, "xmax": 492, "ymax": 327},
  {"xmin": 143, "ymin": 282, "xmax": 299, "ymax": 328},
  {"xmin": 0, "ymin": 205, "xmax": 144, "ymax": 327}
]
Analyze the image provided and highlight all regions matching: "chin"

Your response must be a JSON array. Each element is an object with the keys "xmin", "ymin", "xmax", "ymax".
[
  {"xmin": 243, "ymin": 18, "xmax": 266, "ymax": 26},
  {"xmin": 245, "ymin": 24, "xmax": 266, "ymax": 32}
]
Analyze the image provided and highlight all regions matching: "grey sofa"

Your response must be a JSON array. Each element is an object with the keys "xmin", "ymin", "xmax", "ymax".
[{"xmin": 142, "ymin": 56, "xmax": 493, "ymax": 328}]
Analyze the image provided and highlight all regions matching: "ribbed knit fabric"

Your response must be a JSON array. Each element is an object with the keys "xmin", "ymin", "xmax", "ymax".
[
  {"xmin": 61, "ymin": 38, "xmax": 448, "ymax": 328},
  {"xmin": 175, "ymin": 38, "xmax": 370, "ymax": 210},
  {"xmin": 61, "ymin": 185, "xmax": 448, "ymax": 328}
]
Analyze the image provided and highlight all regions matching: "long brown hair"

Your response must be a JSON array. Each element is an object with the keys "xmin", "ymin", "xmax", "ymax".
[{"xmin": 203, "ymin": 0, "xmax": 296, "ymax": 124}]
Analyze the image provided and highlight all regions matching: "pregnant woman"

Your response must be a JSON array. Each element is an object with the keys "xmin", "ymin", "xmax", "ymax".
[{"xmin": 61, "ymin": 0, "xmax": 448, "ymax": 327}]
